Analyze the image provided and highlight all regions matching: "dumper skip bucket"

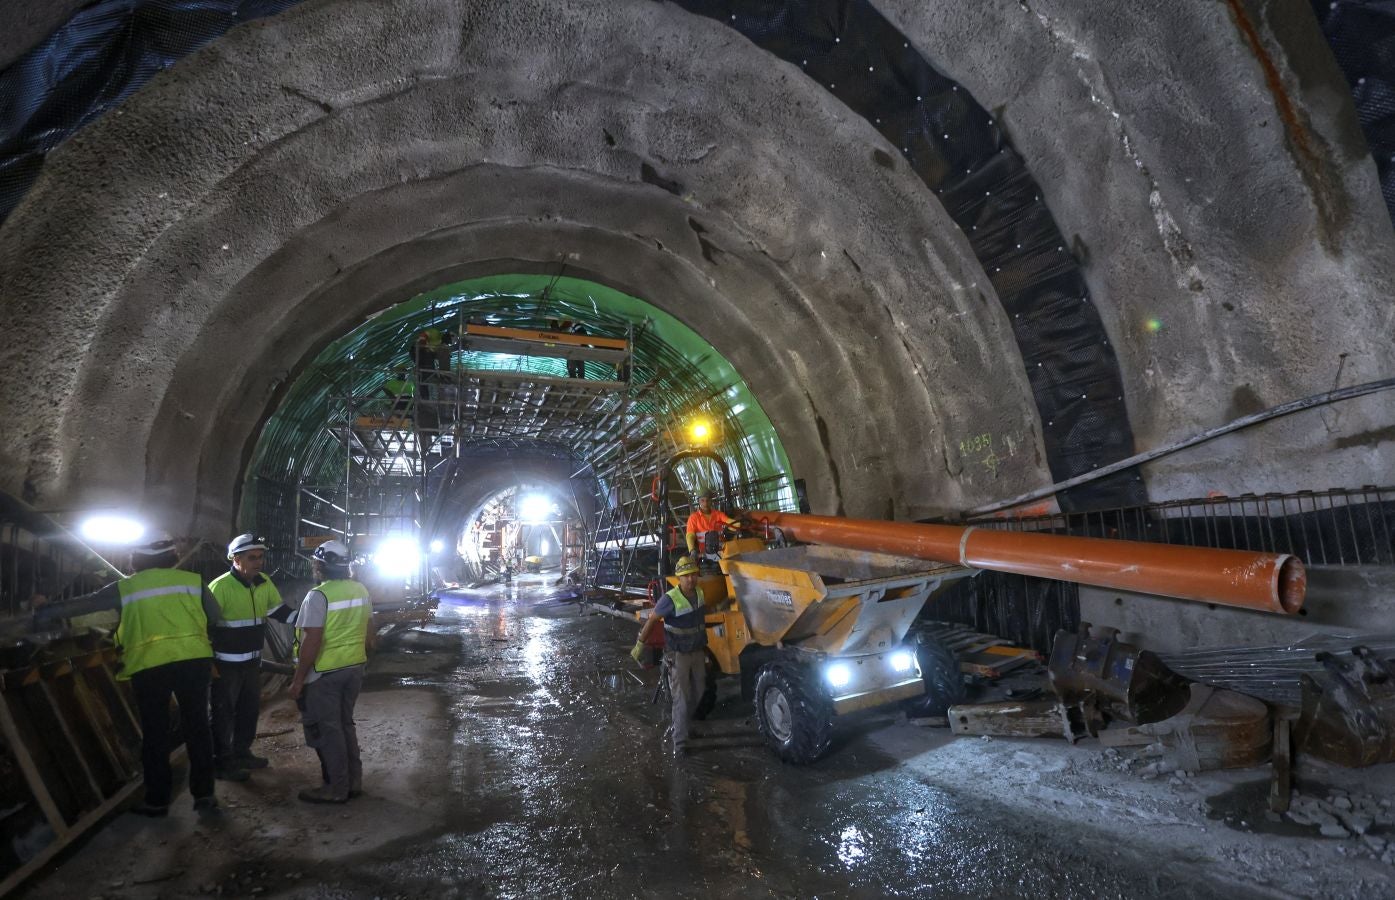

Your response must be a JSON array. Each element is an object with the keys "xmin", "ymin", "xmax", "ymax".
[{"xmin": 726, "ymin": 545, "xmax": 972, "ymax": 655}]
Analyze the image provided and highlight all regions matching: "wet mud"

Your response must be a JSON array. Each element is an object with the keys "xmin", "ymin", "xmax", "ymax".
[{"xmin": 18, "ymin": 576, "xmax": 1392, "ymax": 899}]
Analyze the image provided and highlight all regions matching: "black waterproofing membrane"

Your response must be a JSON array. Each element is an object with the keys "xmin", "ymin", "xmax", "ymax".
[
  {"xmin": 673, "ymin": 0, "xmax": 1148, "ymax": 511},
  {"xmin": 0, "ymin": 0, "xmax": 301, "ymax": 224},
  {"xmin": 1, "ymin": 0, "xmax": 1147, "ymax": 511},
  {"xmin": 933, "ymin": 572, "xmax": 1080, "ymax": 655},
  {"xmin": 1310, "ymin": 0, "xmax": 1395, "ymax": 227}
]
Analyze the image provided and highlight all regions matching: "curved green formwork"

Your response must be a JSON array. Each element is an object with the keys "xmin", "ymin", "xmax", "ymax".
[{"xmin": 241, "ymin": 274, "xmax": 796, "ymax": 532}]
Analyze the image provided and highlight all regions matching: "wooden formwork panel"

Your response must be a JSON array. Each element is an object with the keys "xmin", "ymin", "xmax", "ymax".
[{"xmin": 0, "ymin": 641, "xmax": 144, "ymax": 898}]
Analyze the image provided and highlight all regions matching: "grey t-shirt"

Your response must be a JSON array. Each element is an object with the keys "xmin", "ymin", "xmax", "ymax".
[{"xmin": 294, "ymin": 589, "xmax": 328, "ymax": 684}]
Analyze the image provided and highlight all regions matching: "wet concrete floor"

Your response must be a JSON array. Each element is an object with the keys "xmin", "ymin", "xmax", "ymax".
[{"xmin": 21, "ymin": 577, "xmax": 1388, "ymax": 899}]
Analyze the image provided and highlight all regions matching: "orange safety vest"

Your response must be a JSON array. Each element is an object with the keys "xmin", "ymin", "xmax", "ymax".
[{"xmin": 685, "ymin": 508, "xmax": 731, "ymax": 535}]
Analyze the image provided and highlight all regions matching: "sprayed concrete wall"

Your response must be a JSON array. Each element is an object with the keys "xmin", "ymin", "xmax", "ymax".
[
  {"xmin": 0, "ymin": 0, "xmax": 1392, "ymax": 646},
  {"xmin": 1081, "ymin": 566, "xmax": 1395, "ymax": 654}
]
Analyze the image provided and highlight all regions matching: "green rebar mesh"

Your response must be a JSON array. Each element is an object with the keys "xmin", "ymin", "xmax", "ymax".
[{"xmin": 240, "ymin": 274, "xmax": 796, "ymax": 534}]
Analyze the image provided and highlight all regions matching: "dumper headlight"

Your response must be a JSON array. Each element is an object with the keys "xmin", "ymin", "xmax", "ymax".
[
  {"xmin": 825, "ymin": 662, "xmax": 852, "ymax": 689},
  {"xmin": 890, "ymin": 650, "xmax": 915, "ymax": 673}
]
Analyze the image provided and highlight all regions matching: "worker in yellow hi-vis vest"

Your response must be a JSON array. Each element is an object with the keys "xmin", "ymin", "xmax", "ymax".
[
  {"xmin": 290, "ymin": 540, "xmax": 374, "ymax": 804},
  {"xmin": 633, "ymin": 555, "xmax": 706, "ymax": 759},
  {"xmin": 208, "ymin": 533, "xmax": 282, "ymax": 782},
  {"xmin": 32, "ymin": 532, "xmax": 224, "ymax": 817}
]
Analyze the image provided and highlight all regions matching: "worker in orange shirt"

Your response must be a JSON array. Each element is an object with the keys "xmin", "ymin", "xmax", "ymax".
[{"xmin": 685, "ymin": 490, "xmax": 742, "ymax": 555}]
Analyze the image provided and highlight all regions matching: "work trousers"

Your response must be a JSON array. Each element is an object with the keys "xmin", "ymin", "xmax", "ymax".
[
  {"xmin": 211, "ymin": 660, "xmax": 262, "ymax": 765},
  {"xmin": 668, "ymin": 649, "xmax": 706, "ymax": 750},
  {"xmin": 130, "ymin": 658, "xmax": 215, "ymax": 807},
  {"xmin": 301, "ymin": 665, "xmax": 364, "ymax": 798}
]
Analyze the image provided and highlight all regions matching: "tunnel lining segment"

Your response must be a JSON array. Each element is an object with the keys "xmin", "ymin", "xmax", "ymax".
[
  {"xmin": 672, "ymin": 1, "xmax": 1146, "ymax": 508},
  {"xmin": 4, "ymin": 0, "xmax": 1142, "ymax": 512}
]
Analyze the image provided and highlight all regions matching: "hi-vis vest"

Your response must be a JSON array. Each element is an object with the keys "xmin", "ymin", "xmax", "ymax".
[
  {"xmin": 208, "ymin": 571, "xmax": 280, "ymax": 663},
  {"xmin": 114, "ymin": 568, "xmax": 212, "ymax": 679},
  {"xmin": 662, "ymin": 585, "xmax": 706, "ymax": 653},
  {"xmin": 297, "ymin": 579, "xmax": 371, "ymax": 673}
]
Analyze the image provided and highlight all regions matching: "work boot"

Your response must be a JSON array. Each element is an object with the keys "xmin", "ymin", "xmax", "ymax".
[
  {"xmin": 129, "ymin": 801, "xmax": 169, "ymax": 818},
  {"xmin": 193, "ymin": 795, "xmax": 220, "ymax": 814},
  {"xmin": 234, "ymin": 752, "xmax": 270, "ymax": 770},
  {"xmin": 215, "ymin": 764, "xmax": 250, "ymax": 782},
  {"xmin": 298, "ymin": 786, "xmax": 349, "ymax": 804},
  {"xmin": 348, "ymin": 778, "xmax": 363, "ymax": 799}
]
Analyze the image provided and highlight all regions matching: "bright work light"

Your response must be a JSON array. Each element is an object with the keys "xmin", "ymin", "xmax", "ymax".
[
  {"xmin": 79, "ymin": 514, "xmax": 145, "ymax": 545},
  {"xmin": 375, "ymin": 536, "xmax": 419, "ymax": 577},
  {"xmin": 890, "ymin": 650, "xmax": 915, "ymax": 673},
  {"xmin": 429, "ymin": 539, "xmax": 445, "ymax": 554},
  {"xmin": 518, "ymin": 494, "xmax": 554, "ymax": 524},
  {"xmin": 688, "ymin": 419, "xmax": 711, "ymax": 443}
]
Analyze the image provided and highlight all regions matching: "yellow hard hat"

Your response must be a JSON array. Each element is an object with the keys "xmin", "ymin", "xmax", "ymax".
[{"xmin": 674, "ymin": 556, "xmax": 699, "ymax": 576}]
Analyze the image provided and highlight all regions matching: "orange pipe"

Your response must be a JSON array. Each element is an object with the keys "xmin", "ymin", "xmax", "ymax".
[{"xmin": 749, "ymin": 511, "xmax": 1306, "ymax": 615}]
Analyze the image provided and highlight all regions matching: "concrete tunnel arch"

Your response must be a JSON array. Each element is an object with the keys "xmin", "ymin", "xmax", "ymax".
[{"xmin": 0, "ymin": 0, "xmax": 1391, "ymax": 553}]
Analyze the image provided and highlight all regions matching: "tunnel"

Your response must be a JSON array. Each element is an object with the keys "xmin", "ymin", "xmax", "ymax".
[{"xmin": 1, "ymin": 1, "xmax": 1394, "ymax": 897}]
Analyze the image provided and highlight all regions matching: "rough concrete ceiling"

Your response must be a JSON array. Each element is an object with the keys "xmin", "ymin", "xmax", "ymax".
[{"xmin": 0, "ymin": 0, "xmax": 1392, "ymax": 538}]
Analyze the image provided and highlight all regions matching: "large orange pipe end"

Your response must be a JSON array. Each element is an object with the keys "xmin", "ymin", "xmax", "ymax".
[{"xmin": 750, "ymin": 510, "xmax": 1307, "ymax": 615}]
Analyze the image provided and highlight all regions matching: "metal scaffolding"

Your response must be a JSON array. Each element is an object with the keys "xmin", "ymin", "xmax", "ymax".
[{"xmin": 295, "ymin": 321, "xmax": 637, "ymax": 590}]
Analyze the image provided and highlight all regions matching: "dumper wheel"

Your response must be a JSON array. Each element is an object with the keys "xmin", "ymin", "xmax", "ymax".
[
  {"xmin": 754, "ymin": 664, "xmax": 833, "ymax": 764},
  {"xmin": 905, "ymin": 634, "xmax": 965, "ymax": 717}
]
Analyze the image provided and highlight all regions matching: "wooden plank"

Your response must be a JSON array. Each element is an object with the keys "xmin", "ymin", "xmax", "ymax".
[
  {"xmin": 93, "ymin": 663, "xmax": 142, "ymax": 740},
  {"xmin": 0, "ymin": 693, "xmax": 67, "ymax": 836},
  {"xmin": 980, "ymin": 645, "xmax": 1039, "ymax": 660},
  {"xmin": 948, "ymin": 700, "xmax": 1070, "ymax": 739},
  {"xmin": 1269, "ymin": 718, "xmax": 1292, "ymax": 813},
  {"xmin": 1097, "ymin": 726, "xmax": 1153, "ymax": 748},
  {"xmin": 959, "ymin": 654, "xmax": 1034, "ymax": 679},
  {"xmin": 464, "ymin": 323, "xmax": 629, "ymax": 350},
  {"xmin": 35, "ymin": 680, "xmax": 104, "ymax": 808},
  {"xmin": 69, "ymin": 664, "xmax": 129, "ymax": 782},
  {"xmin": 0, "ymin": 775, "xmax": 144, "ymax": 899}
]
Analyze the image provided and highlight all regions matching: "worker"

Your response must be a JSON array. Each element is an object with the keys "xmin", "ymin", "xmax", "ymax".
[
  {"xmin": 208, "ymin": 533, "xmax": 282, "ymax": 782},
  {"xmin": 290, "ymin": 540, "xmax": 374, "ymax": 804},
  {"xmin": 566, "ymin": 321, "xmax": 587, "ymax": 379},
  {"xmin": 685, "ymin": 489, "xmax": 739, "ymax": 556},
  {"xmin": 380, "ymin": 367, "xmax": 413, "ymax": 419},
  {"xmin": 410, "ymin": 327, "xmax": 454, "ymax": 399},
  {"xmin": 631, "ymin": 555, "xmax": 706, "ymax": 758},
  {"xmin": 32, "ymin": 532, "xmax": 223, "ymax": 817}
]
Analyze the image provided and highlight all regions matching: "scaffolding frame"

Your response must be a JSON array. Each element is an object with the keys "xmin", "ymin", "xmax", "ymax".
[{"xmin": 296, "ymin": 318, "xmax": 638, "ymax": 592}]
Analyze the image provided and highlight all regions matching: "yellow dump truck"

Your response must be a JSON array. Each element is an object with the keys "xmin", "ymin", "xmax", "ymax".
[{"xmin": 662, "ymin": 539, "xmax": 973, "ymax": 763}]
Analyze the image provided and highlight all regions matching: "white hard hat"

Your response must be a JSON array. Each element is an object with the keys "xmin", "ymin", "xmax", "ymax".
[
  {"xmin": 132, "ymin": 531, "xmax": 177, "ymax": 557},
  {"xmin": 227, "ymin": 533, "xmax": 268, "ymax": 559},
  {"xmin": 312, "ymin": 539, "xmax": 352, "ymax": 567}
]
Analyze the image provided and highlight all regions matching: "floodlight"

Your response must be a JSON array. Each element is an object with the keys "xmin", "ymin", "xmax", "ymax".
[
  {"xmin": 519, "ymin": 494, "xmax": 554, "ymax": 524},
  {"xmin": 79, "ymin": 514, "xmax": 146, "ymax": 545},
  {"xmin": 375, "ymin": 536, "xmax": 420, "ymax": 577}
]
